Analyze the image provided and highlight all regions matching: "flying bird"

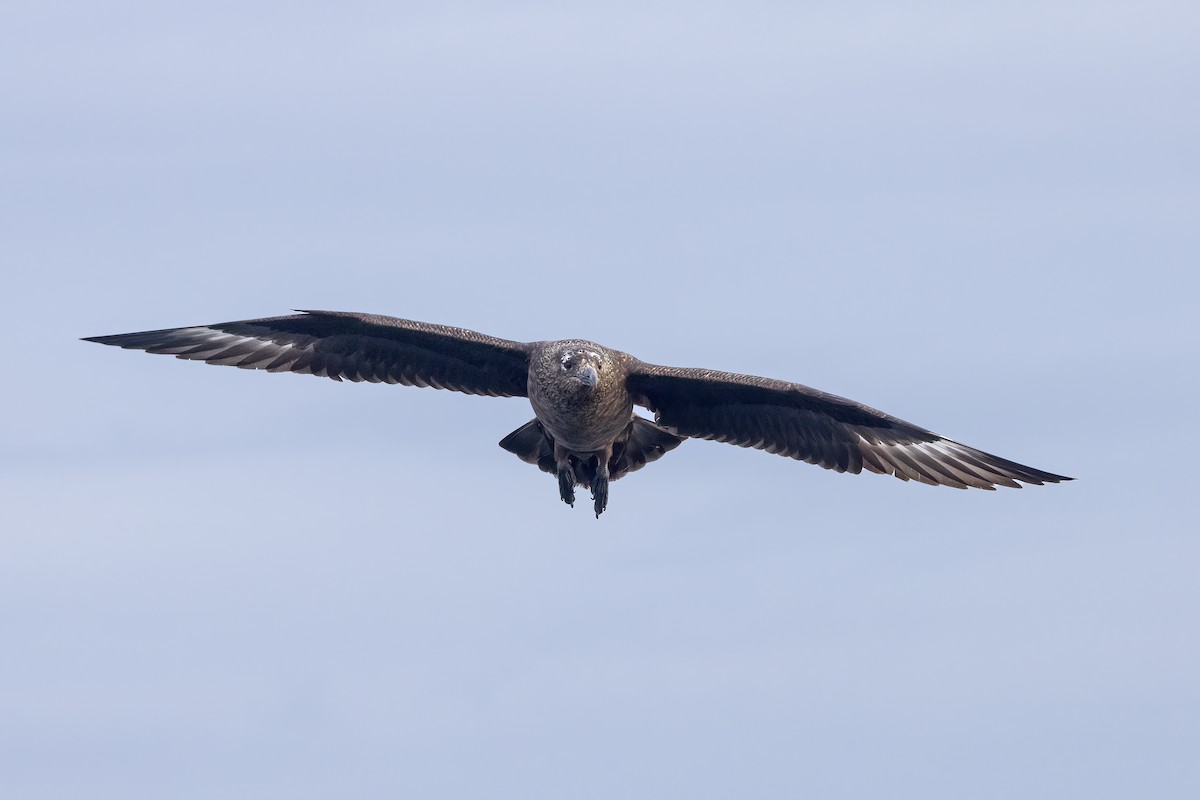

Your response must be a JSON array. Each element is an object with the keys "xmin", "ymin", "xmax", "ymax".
[{"xmin": 84, "ymin": 310, "xmax": 1072, "ymax": 516}]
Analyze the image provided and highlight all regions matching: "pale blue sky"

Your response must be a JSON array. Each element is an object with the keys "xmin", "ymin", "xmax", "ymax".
[{"xmin": 3, "ymin": 2, "xmax": 1198, "ymax": 798}]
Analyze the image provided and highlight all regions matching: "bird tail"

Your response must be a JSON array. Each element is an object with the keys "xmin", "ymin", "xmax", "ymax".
[
  {"xmin": 498, "ymin": 416, "xmax": 684, "ymax": 485},
  {"xmin": 498, "ymin": 419, "xmax": 558, "ymax": 475}
]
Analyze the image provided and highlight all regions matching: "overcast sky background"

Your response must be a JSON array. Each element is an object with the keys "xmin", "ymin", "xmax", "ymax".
[{"xmin": 2, "ymin": 1, "xmax": 1197, "ymax": 798}]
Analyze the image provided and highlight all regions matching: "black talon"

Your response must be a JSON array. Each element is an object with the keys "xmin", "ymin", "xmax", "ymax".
[
  {"xmin": 557, "ymin": 464, "xmax": 576, "ymax": 507},
  {"xmin": 591, "ymin": 470, "xmax": 609, "ymax": 518}
]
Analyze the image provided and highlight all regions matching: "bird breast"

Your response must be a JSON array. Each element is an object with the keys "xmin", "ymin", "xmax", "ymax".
[{"xmin": 528, "ymin": 370, "xmax": 633, "ymax": 453}]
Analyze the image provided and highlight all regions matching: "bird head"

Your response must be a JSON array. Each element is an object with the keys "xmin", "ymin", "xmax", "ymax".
[
  {"xmin": 550, "ymin": 342, "xmax": 615, "ymax": 392},
  {"xmin": 560, "ymin": 348, "xmax": 600, "ymax": 388}
]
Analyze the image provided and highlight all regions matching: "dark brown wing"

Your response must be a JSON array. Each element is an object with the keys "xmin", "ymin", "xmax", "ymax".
[
  {"xmin": 84, "ymin": 310, "xmax": 532, "ymax": 397},
  {"xmin": 625, "ymin": 363, "xmax": 1072, "ymax": 489}
]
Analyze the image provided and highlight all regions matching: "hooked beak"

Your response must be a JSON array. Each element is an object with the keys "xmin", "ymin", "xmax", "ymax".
[{"xmin": 576, "ymin": 365, "xmax": 598, "ymax": 388}]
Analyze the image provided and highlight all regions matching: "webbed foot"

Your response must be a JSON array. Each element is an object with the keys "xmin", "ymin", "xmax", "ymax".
[
  {"xmin": 591, "ymin": 471, "xmax": 609, "ymax": 518},
  {"xmin": 557, "ymin": 464, "xmax": 576, "ymax": 507}
]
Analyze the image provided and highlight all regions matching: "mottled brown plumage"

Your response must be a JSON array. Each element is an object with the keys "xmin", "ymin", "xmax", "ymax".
[{"xmin": 84, "ymin": 310, "xmax": 1073, "ymax": 516}]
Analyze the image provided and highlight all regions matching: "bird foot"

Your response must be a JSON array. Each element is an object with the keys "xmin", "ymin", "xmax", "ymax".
[
  {"xmin": 557, "ymin": 465, "xmax": 576, "ymax": 507},
  {"xmin": 591, "ymin": 472, "xmax": 608, "ymax": 518}
]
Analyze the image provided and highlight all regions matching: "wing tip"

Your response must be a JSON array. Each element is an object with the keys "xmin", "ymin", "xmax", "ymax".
[
  {"xmin": 969, "ymin": 470, "xmax": 1075, "ymax": 490},
  {"xmin": 1025, "ymin": 472, "xmax": 1076, "ymax": 486},
  {"xmin": 82, "ymin": 334, "xmax": 126, "ymax": 346}
]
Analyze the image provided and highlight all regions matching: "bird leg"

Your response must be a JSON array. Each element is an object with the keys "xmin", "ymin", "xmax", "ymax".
[
  {"xmin": 591, "ymin": 463, "xmax": 609, "ymax": 519},
  {"xmin": 588, "ymin": 447, "xmax": 613, "ymax": 518},
  {"xmin": 556, "ymin": 460, "xmax": 576, "ymax": 507}
]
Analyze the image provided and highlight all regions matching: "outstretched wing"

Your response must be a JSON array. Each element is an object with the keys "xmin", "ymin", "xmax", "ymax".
[
  {"xmin": 84, "ymin": 310, "xmax": 532, "ymax": 397},
  {"xmin": 625, "ymin": 363, "xmax": 1072, "ymax": 489}
]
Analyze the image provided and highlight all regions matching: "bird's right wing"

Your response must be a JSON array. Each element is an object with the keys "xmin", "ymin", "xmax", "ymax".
[
  {"xmin": 84, "ymin": 310, "xmax": 532, "ymax": 397},
  {"xmin": 626, "ymin": 362, "xmax": 1072, "ymax": 489}
]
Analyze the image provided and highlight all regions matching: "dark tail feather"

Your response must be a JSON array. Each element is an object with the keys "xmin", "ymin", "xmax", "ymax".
[
  {"xmin": 609, "ymin": 415, "xmax": 684, "ymax": 479},
  {"xmin": 498, "ymin": 415, "xmax": 685, "ymax": 486},
  {"xmin": 498, "ymin": 419, "xmax": 558, "ymax": 475}
]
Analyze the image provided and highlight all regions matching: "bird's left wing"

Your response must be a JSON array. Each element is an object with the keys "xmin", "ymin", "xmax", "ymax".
[
  {"xmin": 84, "ymin": 310, "xmax": 532, "ymax": 397},
  {"xmin": 626, "ymin": 362, "xmax": 1072, "ymax": 489}
]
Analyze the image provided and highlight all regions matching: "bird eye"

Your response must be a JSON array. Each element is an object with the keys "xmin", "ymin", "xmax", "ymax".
[{"xmin": 561, "ymin": 356, "xmax": 573, "ymax": 370}]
